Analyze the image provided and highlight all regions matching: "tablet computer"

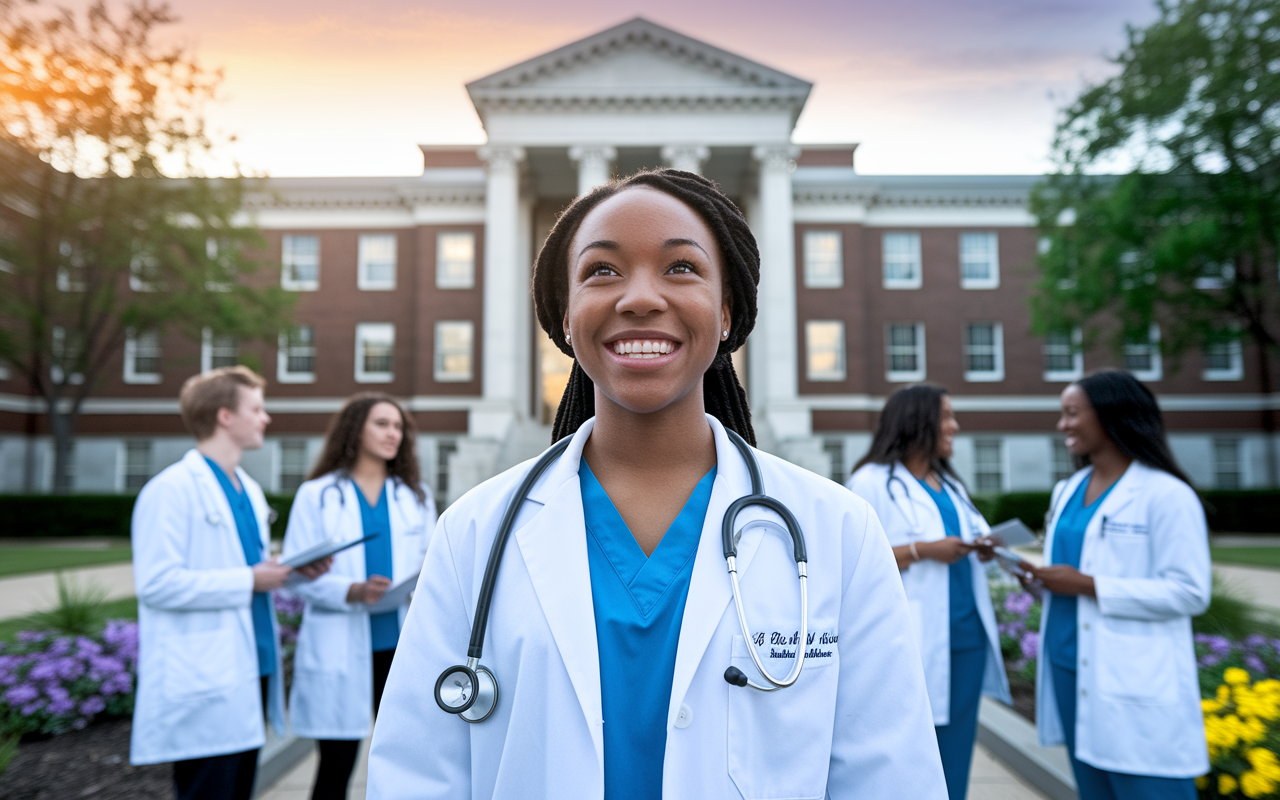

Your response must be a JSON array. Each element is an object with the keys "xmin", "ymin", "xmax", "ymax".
[
  {"xmin": 987, "ymin": 518, "xmax": 1037, "ymax": 547},
  {"xmin": 281, "ymin": 534, "xmax": 378, "ymax": 569}
]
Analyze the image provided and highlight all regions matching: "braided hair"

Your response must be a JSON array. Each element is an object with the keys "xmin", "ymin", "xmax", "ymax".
[{"xmin": 532, "ymin": 168, "xmax": 759, "ymax": 445}]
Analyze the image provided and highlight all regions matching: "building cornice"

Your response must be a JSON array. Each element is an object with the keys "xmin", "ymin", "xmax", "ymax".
[{"xmin": 243, "ymin": 174, "xmax": 486, "ymax": 212}]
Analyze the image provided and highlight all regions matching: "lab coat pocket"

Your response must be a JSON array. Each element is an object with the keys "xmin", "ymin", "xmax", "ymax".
[
  {"xmin": 727, "ymin": 635, "xmax": 835, "ymax": 800},
  {"xmin": 164, "ymin": 628, "xmax": 247, "ymax": 701},
  {"xmin": 1095, "ymin": 626, "xmax": 1176, "ymax": 705},
  {"xmin": 296, "ymin": 609, "xmax": 350, "ymax": 675},
  {"xmin": 1104, "ymin": 532, "xmax": 1150, "ymax": 577}
]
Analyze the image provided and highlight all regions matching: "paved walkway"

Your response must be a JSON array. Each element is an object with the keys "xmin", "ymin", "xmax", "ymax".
[
  {"xmin": 1214, "ymin": 563, "xmax": 1280, "ymax": 610},
  {"xmin": 0, "ymin": 563, "xmax": 135, "ymax": 619},
  {"xmin": 256, "ymin": 739, "xmax": 1045, "ymax": 800}
]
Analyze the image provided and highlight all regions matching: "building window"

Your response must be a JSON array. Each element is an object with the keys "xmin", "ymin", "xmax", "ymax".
[
  {"xmin": 973, "ymin": 438, "xmax": 1003, "ymax": 494},
  {"xmin": 803, "ymin": 231, "xmax": 843, "ymax": 288},
  {"xmin": 129, "ymin": 252, "xmax": 162, "ymax": 292},
  {"xmin": 805, "ymin": 320, "xmax": 846, "ymax": 382},
  {"xmin": 886, "ymin": 322, "xmax": 926, "ymax": 382},
  {"xmin": 51, "ymin": 326, "xmax": 85, "ymax": 385},
  {"xmin": 355, "ymin": 323, "xmax": 395, "ymax": 383},
  {"xmin": 124, "ymin": 329, "xmax": 162, "ymax": 384},
  {"xmin": 963, "ymin": 322, "xmax": 1004, "ymax": 382},
  {"xmin": 279, "ymin": 440, "xmax": 309, "ymax": 493},
  {"xmin": 1043, "ymin": 328, "xmax": 1083, "ymax": 381},
  {"xmin": 1194, "ymin": 260, "xmax": 1234, "ymax": 290},
  {"xmin": 204, "ymin": 237, "xmax": 234, "ymax": 292},
  {"xmin": 436, "ymin": 439, "xmax": 458, "ymax": 505},
  {"xmin": 1052, "ymin": 439, "xmax": 1075, "ymax": 483},
  {"xmin": 1203, "ymin": 336, "xmax": 1244, "ymax": 381},
  {"xmin": 56, "ymin": 240, "xmax": 86, "ymax": 291},
  {"xmin": 358, "ymin": 234, "xmax": 397, "ymax": 290},
  {"xmin": 882, "ymin": 232, "xmax": 922, "ymax": 289},
  {"xmin": 122, "ymin": 440, "xmax": 153, "ymax": 491},
  {"xmin": 959, "ymin": 232, "xmax": 999, "ymax": 289},
  {"xmin": 277, "ymin": 326, "xmax": 316, "ymax": 383},
  {"xmin": 1213, "ymin": 438, "xmax": 1242, "ymax": 489},
  {"xmin": 823, "ymin": 438, "xmax": 845, "ymax": 483},
  {"xmin": 436, "ymin": 232, "xmax": 476, "ymax": 289},
  {"xmin": 1124, "ymin": 323, "xmax": 1162, "ymax": 381},
  {"xmin": 201, "ymin": 328, "xmax": 239, "ymax": 372},
  {"xmin": 281, "ymin": 234, "xmax": 320, "ymax": 291},
  {"xmin": 434, "ymin": 321, "xmax": 474, "ymax": 382}
]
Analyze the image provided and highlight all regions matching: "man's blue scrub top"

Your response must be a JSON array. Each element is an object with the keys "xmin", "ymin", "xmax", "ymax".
[
  {"xmin": 357, "ymin": 484, "xmax": 400, "ymax": 652},
  {"xmin": 204, "ymin": 456, "xmax": 276, "ymax": 677},
  {"xmin": 1045, "ymin": 476, "xmax": 1117, "ymax": 670},
  {"xmin": 581, "ymin": 461, "xmax": 715, "ymax": 800},
  {"xmin": 917, "ymin": 478, "xmax": 986, "ymax": 652}
]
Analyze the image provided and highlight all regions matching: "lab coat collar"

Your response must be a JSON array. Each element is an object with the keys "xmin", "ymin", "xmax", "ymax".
[
  {"xmin": 890, "ymin": 461, "xmax": 946, "ymax": 538},
  {"xmin": 182, "ymin": 449, "xmax": 251, "ymax": 560}
]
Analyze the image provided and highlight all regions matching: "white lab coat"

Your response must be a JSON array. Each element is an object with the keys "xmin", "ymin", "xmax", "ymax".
[
  {"xmin": 283, "ymin": 473, "xmax": 436, "ymax": 740},
  {"xmin": 367, "ymin": 415, "xmax": 946, "ymax": 800},
  {"xmin": 1036, "ymin": 462, "xmax": 1211, "ymax": 777},
  {"xmin": 130, "ymin": 449, "xmax": 285, "ymax": 765},
  {"xmin": 845, "ymin": 462, "xmax": 1011, "ymax": 725}
]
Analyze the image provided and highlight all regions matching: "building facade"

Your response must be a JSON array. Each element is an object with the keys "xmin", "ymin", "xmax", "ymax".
[{"xmin": 1, "ymin": 18, "xmax": 1275, "ymax": 502}]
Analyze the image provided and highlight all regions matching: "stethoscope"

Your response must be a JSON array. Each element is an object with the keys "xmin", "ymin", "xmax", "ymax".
[
  {"xmin": 433, "ymin": 428, "xmax": 810, "ymax": 723},
  {"xmin": 317, "ymin": 474, "xmax": 411, "ymax": 510},
  {"xmin": 884, "ymin": 463, "xmax": 981, "ymax": 537}
]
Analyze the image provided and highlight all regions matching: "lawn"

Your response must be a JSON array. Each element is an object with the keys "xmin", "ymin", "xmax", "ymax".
[
  {"xmin": 1211, "ymin": 547, "xmax": 1280, "ymax": 569},
  {"xmin": 0, "ymin": 547, "xmax": 133, "ymax": 578},
  {"xmin": 0, "ymin": 596, "xmax": 138, "ymax": 645}
]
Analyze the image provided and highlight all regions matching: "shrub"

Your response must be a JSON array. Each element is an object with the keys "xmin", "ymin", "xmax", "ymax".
[
  {"xmin": 991, "ymin": 581, "xmax": 1041, "ymax": 686},
  {"xmin": 0, "ymin": 493, "xmax": 296, "ymax": 540}
]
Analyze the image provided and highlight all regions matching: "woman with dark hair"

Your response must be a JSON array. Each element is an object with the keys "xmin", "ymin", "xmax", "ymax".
[
  {"xmin": 281, "ymin": 393, "xmax": 437, "ymax": 800},
  {"xmin": 1025, "ymin": 370, "xmax": 1209, "ymax": 799},
  {"xmin": 845, "ymin": 384, "xmax": 1010, "ymax": 800},
  {"xmin": 367, "ymin": 169, "xmax": 946, "ymax": 799}
]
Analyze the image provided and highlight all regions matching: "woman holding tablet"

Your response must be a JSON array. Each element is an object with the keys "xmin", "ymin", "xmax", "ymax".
[
  {"xmin": 1026, "ymin": 370, "xmax": 1209, "ymax": 799},
  {"xmin": 846, "ymin": 384, "xmax": 1010, "ymax": 800},
  {"xmin": 282, "ymin": 393, "xmax": 437, "ymax": 800},
  {"xmin": 366, "ymin": 170, "xmax": 945, "ymax": 799}
]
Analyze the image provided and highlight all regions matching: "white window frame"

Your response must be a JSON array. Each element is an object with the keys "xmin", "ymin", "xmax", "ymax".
[
  {"xmin": 1212, "ymin": 438, "xmax": 1243, "ymax": 489},
  {"xmin": 1202, "ymin": 337, "xmax": 1244, "ymax": 381},
  {"xmin": 281, "ymin": 234, "xmax": 320, "ymax": 291},
  {"xmin": 119, "ymin": 440, "xmax": 153, "ymax": 492},
  {"xmin": 434, "ymin": 321, "xmax": 474, "ymax": 383},
  {"xmin": 357, "ymin": 234, "xmax": 397, "ymax": 291},
  {"xmin": 959, "ymin": 232, "xmax": 999, "ymax": 289},
  {"xmin": 201, "ymin": 328, "xmax": 239, "ymax": 373},
  {"xmin": 882, "ymin": 232, "xmax": 922, "ymax": 289},
  {"xmin": 963, "ymin": 322, "xmax": 1004, "ymax": 382},
  {"xmin": 885, "ymin": 322, "xmax": 926, "ymax": 382},
  {"xmin": 56, "ymin": 240, "xmax": 86, "ymax": 291},
  {"xmin": 129, "ymin": 252, "xmax": 162, "ymax": 292},
  {"xmin": 805, "ymin": 320, "xmax": 846, "ymax": 382},
  {"xmin": 277, "ymin": 439, "xmax": 310, "ymax": 493},
  {"xmin": 50, "ymin": 326, "xmax": 84, "ymax": 385},
  {"xmin": 1043, "ymin": 328, "xmax": 1084, "ymax": 382},
  {"xmin": 802, "ymin": 231, "xmax": 844, "ymax": 289},
  {"xmin": 972, "ymin": 437, "xmax": 1005, "ymax": 494},
  {"xmin": 436, "ymin": 232, "xmax": 477, "ymax": 290},
  {"xmin": 355, "ymin": 322, "xmax": 395, "ymax": 383},
  {"xmin": 277, "ymin": 325, "xmax": 316, "ymax": 384},
  {"xmin": 123, "ymin": 328, "xmax": 162, "ymax": 385},
  {"xmin": 1124, "ymin": 323, "xmax": 1163, "ymax": 382}
]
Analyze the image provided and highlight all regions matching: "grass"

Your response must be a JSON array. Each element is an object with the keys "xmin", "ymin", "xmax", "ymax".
[
  {"xmin": 1194, "ymin": 575, "xmax": 1280, "ymax": 639},
  {"xmin": 1211, "ymin": 546, "xmax": 1280, "ymax": 569},
  {"xmin": 0, "ymin": 546, "xmax": 132, "ymax": 578},
  {"xmin": 0, "ymin": 595, "xmax": 138, "ymax": 646}
]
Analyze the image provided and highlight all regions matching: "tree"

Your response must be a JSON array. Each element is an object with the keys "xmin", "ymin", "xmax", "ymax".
[
  {"xmin": 0, "ymin": 0, "xmax": 292, "ymax": 492},
  {"xmin": 1031, "ymin": 0, "xmax": 1280, "ymax": 483}
]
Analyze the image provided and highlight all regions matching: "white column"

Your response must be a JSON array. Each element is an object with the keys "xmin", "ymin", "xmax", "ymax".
[
  {"xmin": 661, "ymin": 145, "xmax": 710, "ymax": 175},
  {"xmin": 475, "ymin": 145, "xmax": 526, "ymax": 440},
  {"xmin": 751, "ymin": 144, "xmax": 807, "ymax": 441},
  {"xmin": 568, "ymin": 145, "xmax": 616, "ymax": 196}
]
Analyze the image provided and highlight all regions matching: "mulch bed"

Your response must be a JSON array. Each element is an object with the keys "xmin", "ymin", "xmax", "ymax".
[
  {"xmin": 0, "ymin": 719, "xmax": 170, "ymax": 800},
  {"xmin": 1009, "ymin": 680, "xmax": 1036, "ymax": 723}
]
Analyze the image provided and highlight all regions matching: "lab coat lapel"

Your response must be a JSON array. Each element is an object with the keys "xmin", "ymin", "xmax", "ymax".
[
  {"xmin": 515, "ymin": 422, "xmax": 603, "ymax": 762},
  {"xmin": 184, "ymin": 450, "xmax": 243, "ymax": 565}
]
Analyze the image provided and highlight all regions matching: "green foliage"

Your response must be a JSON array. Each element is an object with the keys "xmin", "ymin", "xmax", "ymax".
[
  {"xmin": 1031, "ymin": 0, "xmax": 1279, "ymax": 398},
  {"xmin": 0, "ymin": 492, "xmax": 295, "ymax": 539},
  {"xmin": 1195, "ymin": 575, "xmax": 1280, "ymax": 640},
  {"xmin": 27, "ymin": 574, "xmax": 111, "ymax": 637},
  {"xmin": 0, "ymin": 597, "xmax": 137, "ymax": 645},
  {"xmin": 0, "ymin": 733, "xmax": 18, "ymax": 777},
  {"xmin": 1211, "ymin": 547, "xmax": 1280, "ymax": 569},
  {"xmin": 0, "ymin": 546, "xmax": 132, "ymax": 578},
  {"xmin": 973, "ymin": 489, "xmax": 1280, "ymax": 533}
]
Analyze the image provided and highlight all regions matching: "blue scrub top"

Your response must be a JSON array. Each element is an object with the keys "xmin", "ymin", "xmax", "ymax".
[
  {"xmin": 917, "ymin": 478, "xmax": 986, "ymax": 652},
  {"xmin": 1045, "ymin": 476, "xmax": 1117, "ymax": 670},
  {"xmin": 581, "ymin": 461, "xmax": 715, "ymax": 800},
  {"xmin": 356, "ymin": 484, "xmax": 400, "ymax": 653},
  {"xmin": 204, "ymin": 456, "xmax": 276, "ymax": 677}
]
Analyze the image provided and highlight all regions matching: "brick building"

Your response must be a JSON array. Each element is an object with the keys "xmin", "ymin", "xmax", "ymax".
[{"xmin": 1, "ymin": 18, "xmax": 1275, "ymax": 501}]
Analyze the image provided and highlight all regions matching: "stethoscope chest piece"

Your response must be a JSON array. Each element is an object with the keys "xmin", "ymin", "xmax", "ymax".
[{"xmin": 434, "ymin": 659, "xmax": 498, "ymax": 723}]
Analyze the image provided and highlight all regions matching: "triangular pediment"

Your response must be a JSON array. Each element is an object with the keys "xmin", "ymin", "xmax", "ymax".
[{"xmin": 466, "ymin": 18, "xmax": 811, "ymax": 123}]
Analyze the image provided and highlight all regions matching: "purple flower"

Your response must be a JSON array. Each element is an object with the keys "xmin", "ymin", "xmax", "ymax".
[
  {"xmin": 5, "ymin": 683, "xmax": 39, "ymax": 705},
  {"xmin": 1246, "ymin": 654, "xmax": 1266, "ymax": 673},
  {"xmin": 1020, "ymin": 631, "xmax": 1040, "ymax": 661},
  {"xmin": 43, "ymin": 684, "xmax": 69, "ymax": 703},
  {"xmin": 21, "ymin": 700, "xmax": 45, "ymax": 715},
  {"xmin": 75, "ymin": 637, "xmax": 102, "ymax": 657},
  {"xmin": 47, "ymin": 697, "xmax": 75, "ymax": 715},
  {"xmin": 1004, "ymin": 592, "xmax": 1034, "ymax": 617},
  {"xmin": 78, "ymin": 696, "xmax": 106, "ymax": 716},
  {"xmin": 274, "ymin": 591, "xmax": 305, "ymax": 617},
  {"xmin": 16, "ymin": 631, "xmax": 47, "ymax": 643}
]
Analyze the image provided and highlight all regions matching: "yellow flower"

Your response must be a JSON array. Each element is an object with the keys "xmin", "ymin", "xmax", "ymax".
[
  {"xmin": 1221, "ymin": 773, "xmax": 1238, "ymax": 795},
  {"xmin": 1248, "ymin": 748, "xmax": 1280, "ymax": 782},
  {"xmin": 1240, "ymin": 717, "xmax": 1268, "ymax": 744},
  {"xmin": 1240, "ymin": 769, "xmax": 1276, "ymax": 798},
  {"xmin": 1205, "ymin": 697, "xmax": 1225, "ymax": 714},
  {"xmin": 1226, "ymin": 668, "xmax": 1251, "ymax": 686}
]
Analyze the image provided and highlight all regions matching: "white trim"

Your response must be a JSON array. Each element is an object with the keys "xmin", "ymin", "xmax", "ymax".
[
  {"xmin": 804, "ymin": 320, "xmax": 846, "ymax": 381},
  {"xmin": 885, "ymin": 322, "xmax": 926, "ymax": 382},
  {"xmin": 434, "ymin": 320, "xmax": 474, "ymax": 382},
  {"xmin": 882, "ymin": 231, "xmax": 922, "ymax": 290},
  {"xmin": 123, "ymin": 329, "xmax": 162, "ymax": 385},
  {"xmin": 276, "ymin": 328, "xmax": 316, "ymax": 384},
  {"xmin": 1042, "ymin": 327, "xmax": 1083, "ymax": 382},
  {"xmin": 1203, "ymin": 337, "xmax": 1244, "ymax": 382},
  {"xmin": 253, "ymin": 208, "xmax": 417, "ymax": 230},
  {"xmin": 1124, "ymin": 323, "xmax": 1163, "ymax": 382},
  {"xmin": 354, "ymin": 322, "xmax": 395, "ymax": 383},
  {"xmin": 959, "ymin": 231, "xmax": 999, "ymax": 290},
  {"xmin": 801, "ymin": 230, "xmax": 843, "ymax": 289},
  {"xmin": 357, "ymin": 234, "xmax": 398, "ymax": 291},
  {"xmin": 0, "ymin": 393, "xmax": 482, "ymax": 414},
  {"xmin": 436, "ymin": 231, "xmax": 477, "ymax": 290},
  {"xmin": 963, "ymin": 322, "xmax": 1004, "ymax": 382},
  {"xmin": 280, "ymin": 234, "xmax": 320, "ymax": 292}
]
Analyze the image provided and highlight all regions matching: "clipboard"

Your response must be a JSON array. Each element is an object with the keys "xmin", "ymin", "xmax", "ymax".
[
  {"xmin": 366, "ymin": 570, "xmax": 420, "ymax": 614},
  {"xmin": 281, "ymin": 534, "xmax": 378, "ymax": 569}
]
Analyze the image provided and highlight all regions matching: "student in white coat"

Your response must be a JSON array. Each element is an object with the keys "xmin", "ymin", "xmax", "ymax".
[
  {"xmin": 1022, "ymin": 370, "xmax": 1210, "ymax": 800},
  {"xmin": 845, "ymin": 384, "xmax": 1011, "ymax": 800},
  {"xmin": 282, "ymin": 393, "xmax": 436, "ymax": 800},
  {"xmin": 130, "ymin": 367, "xmax": 330, "ymax": 800},
  {"xmin": 367, "ymin": 169, "xmax": 946, "ymax": 800}
]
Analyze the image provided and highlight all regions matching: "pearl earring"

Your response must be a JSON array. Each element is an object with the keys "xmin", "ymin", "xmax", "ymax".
[
  {"xmin": 722, "ymin": 330, "xmax": 728, "ymax": 339},
  {"xmin": 565, "ymin": 333, "xmax": 572, "ymax": 344}
]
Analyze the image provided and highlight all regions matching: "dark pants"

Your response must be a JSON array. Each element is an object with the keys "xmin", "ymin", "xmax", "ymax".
[
  {"xmin": 174, "ymin": 677, "xmax": 269, "ymax": 800},
  {"xmin": 311, "ymin": 648, "xmax": 395, "ymax": 800},
  {"xmin": 934, "ymin": 645, "xmax": 986, "ymax": 800}
]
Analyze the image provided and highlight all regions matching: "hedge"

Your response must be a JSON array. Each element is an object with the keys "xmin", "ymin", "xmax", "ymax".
[
  {"xmin": 0, "ymin": 493, "xmax": 295, "ymax": 540},
  {"xmin": 971, "ymin": 489, "xmax": 1280, "ymax": 534}
]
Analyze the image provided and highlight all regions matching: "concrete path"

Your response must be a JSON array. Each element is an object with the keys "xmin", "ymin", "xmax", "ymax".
[
  {"xmin": 0, "ymin": 563, "xmax": 135, "ymax": 619},
  {"xmin": 1214, "ymin": 563, "xmax": 1280, "ymax": 610},
  {"xmin": 255, "ymin": 739, "xmax": 1044, "ymax": 800}
]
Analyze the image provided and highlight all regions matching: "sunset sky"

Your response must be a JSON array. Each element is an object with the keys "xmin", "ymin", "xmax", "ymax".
[{"xmin": 150, "ymin": 0, "xmax": 1158, "ymax": 177}]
